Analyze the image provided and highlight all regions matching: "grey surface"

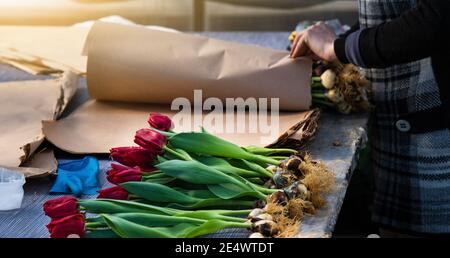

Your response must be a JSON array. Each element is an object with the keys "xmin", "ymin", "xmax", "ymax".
[{"xmin": 0, "ymin": 32, "xmax": 368, "ymax": 238}]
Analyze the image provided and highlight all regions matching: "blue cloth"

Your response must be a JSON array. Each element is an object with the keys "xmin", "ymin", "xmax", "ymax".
[{"xmin": 50, "ymin": 156, "xmax": 100, "ymax": 196}]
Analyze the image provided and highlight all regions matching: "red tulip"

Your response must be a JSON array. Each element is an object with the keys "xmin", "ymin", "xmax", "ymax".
[
  {"xmin": 46, "ymin": 214, "xmax": 85, "ymax": 238},
  {"xmin": 148, "ymin": 112, "xmax": 172, "ymax": 131},
  {"xmin": 43, "ymin": 196, "xmax": 78, "ymax": 219},
  {"xmin": 110, "ymin": 146, "xmax": 155, "ymax": 170},
  {"xmin": 134, "ymin": 129, "xmax": 166, "ymax": 152},
  {"xmin": 97, "ymin": 185, "xmax": 129, "ymax": 200},
  {"xmin": 106, "ymin": 164, "xmax": 142, "ymax": 185}
]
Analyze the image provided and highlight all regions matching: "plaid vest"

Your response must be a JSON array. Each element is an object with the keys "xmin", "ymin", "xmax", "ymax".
[{"xmin": 360, "ymin": 0, "xmax": 450, "ymax": 233}]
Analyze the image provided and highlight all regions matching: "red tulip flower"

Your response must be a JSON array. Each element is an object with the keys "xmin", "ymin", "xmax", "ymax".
[
  {"xmin": 43, "ymin": 196, "xmax": 78, "ymax": 219},
  {"xmin": 148, "ymin": 112, "xmax": 173, "ymax": 131},
  {"xmin": 47, "ymin": 214, "xmax": 85, "ymax": 238},
  {"xmin": 110, "ymin": 146, "xmax": 155, "ymax": 170},
  {"xmin": 106, "ymin": 164, "xmax": 143, "ymax": 185},
  {"xmin": 134, "ymin": 129, "xmax": 166, "ymax": 152},
  {"xmin": 97, "ymin": 185, "xmax": 129, "ymax": 200}
]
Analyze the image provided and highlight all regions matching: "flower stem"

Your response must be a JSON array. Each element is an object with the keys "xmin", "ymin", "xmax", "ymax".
[
  {"xmin": 312, "ymin": 98, "xmax": 335, "ymax": 108},
  {"xmin": 312, "ymin": 93, "xmax": 327, "ymax": 99},
  {"xmin": 224, "ymin": 221, "xmax": 252, "ymax": 229},
  {"xmin": 218, "ymin": 209, "xmax": 252, "ymax": 216},
  {"xmin": 250, "ymin": 183, "xmax": 278, "ymax": 195},
  {"xmin": 251, "ymin": 154, "xmax": 281, "ymax": 166},
  {"xmin": 312, "ymin": 76, "xmax": 322, "ymax": 83},
  {"xmin": 163, "ymin": 146, "xmax": 190, "ymax": 161}
]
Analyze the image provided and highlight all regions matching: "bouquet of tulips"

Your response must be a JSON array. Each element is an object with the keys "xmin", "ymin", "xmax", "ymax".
[
  {"xmin": 43, "ymin": 113, "xmax": 334, "ymax": 238},
  {"xmin": 310, "ymin": 61, "xmax": 371, "ymax": 114},
  {"xmin": 289, "ymin": 32, "xmax": 372, "ymax": 114}
]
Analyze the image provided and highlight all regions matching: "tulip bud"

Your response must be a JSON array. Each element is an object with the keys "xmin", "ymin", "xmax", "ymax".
[
  {"xmin": 148, "ymin": 112, "xmax": 173, "ymax": 131},
  {"xmin": 46, "ymin": 214, "xmax": 85, "ymax": 238},
  {"xmin": 134, "ymin": 129, "xmax": 166, "ymax": 152},
  {"xmin": 106, "ymin": 164, "xmax": 143, "ymax": 185},
  {"xmin": 110, "ymin": 146, "xmax": 156, "ymax": 170},
  {"xmin": 43, "ymin": 196, "xmax": 78, "ymax": 219},
  {"xmin": 97, "ymin": 185, "xmax": 129, "ymax": 200}
]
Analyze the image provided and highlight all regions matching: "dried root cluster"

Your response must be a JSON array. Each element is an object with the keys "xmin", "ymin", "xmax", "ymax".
[{"xmin": 247, "ymin": 154, "xmax": 335, "ymax": 238}]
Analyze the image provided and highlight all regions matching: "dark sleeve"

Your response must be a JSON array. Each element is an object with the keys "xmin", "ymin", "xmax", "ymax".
[
  {"xmin": 334, "ymin": 22, "xmax": 359, "ymax": 64},
  {"xmin": 334, "ymin": 0, "xmax": 450, "ymax": 68}
]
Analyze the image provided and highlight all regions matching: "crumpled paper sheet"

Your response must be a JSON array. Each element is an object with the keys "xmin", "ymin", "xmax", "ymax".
[
  {"xmin": 0, "ymin": 26, "xmax": 89, "ymax": 75},
  {"xmin": 43, "ymin": 22, "xmax": 317, "ymax": 153},
  {"xmin": 5, "ymin": 148, "xmax": 58, "ymax": 178},
  {"xmin": 0, "ymin": 71, "xmax": 79, "ymax": 176},
  {"xmin": 43, "ymin": 101, "xmax": 320, "ymax": 153}
]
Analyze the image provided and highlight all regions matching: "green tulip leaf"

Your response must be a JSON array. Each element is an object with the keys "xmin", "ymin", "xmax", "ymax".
[
  {"xmin": 156, "ymin": 160, "xmax": 245, "ymax": 186},
  {"xmin": 207, "ymin": 184, "xmax": 258, "ymax": 200},
  {"xmin": 196, "ymin": 156, "xmax": 263, "ymax": 178},
  {"xmin": 168, "ymin": 132, "xmax": 279, "ymax": 165},
  {"xmin": 79, "ymin": 199, "xmax": 177, "ymax": 215},
  {"xmin": 165, "ymin": 198, "xmax": 254, "ymax": 210},
  {"xmin": 173, "ymin": 188, "xmax": 218, "ymax": 199},
  {"xmin": 244, "ymin": 146, "xmax": 297, "ymax": 156},
  {"xmin": 102, "ymin": 214, "xmax": 196, "ymax": 238},
  {"xmin": 121, "ymin": 182, "xmax": 200, "ymax": 204},
  {"xmin": 174, "ymin": 211, "xmax": 247, "ymax": 223}
]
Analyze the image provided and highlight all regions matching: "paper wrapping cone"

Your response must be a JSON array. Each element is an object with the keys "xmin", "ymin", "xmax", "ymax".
[
  {"xmin": 43, "ymin": 22, "xmax": 317, "ymax": 153},
  {"xmin": 0, "ymin": 72, "xmax": 79, "ymax": 173},
  {"xmin": 84, "ymin": 22, "xmax": 311, "ymax": 111}
]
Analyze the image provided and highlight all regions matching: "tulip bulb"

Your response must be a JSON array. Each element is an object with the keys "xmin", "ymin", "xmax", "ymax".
[
  {"xmin": 248, "ymin": 208, "xmax": 265, "ymax": 218},
  {"xmin": 249, "ymin": 232, "xmax": 265, "ymax": 238},
  {"xmin": 320, "ymin": 69, "xmax": 337, "ymax": 89},
  {"xmin": 296, "ymin": 183, "xmax": 310, "ymax": 200},
  {"xmin": 282, "ymin": 156, "xmax": 304, "ymax": 177},
  {"xmin": 266, "ymin": 165, "xmax": 278, "ymax": 174},
  {"xmin": 255, "ymin": 213, "xmax": 273, "ymax": 222},
  {"xmin": 267, "ymin": 191, "xmax": 289, "ymax": 205},
  {"xmin": 326, "ymin": 89, "xmax": 344, "ymax": 104},
  {"xmin": 272, "ymin": 171, "xmax": 290, "ymax": 188},
  {"xmin": 284, "ymin": 182, "xmax": 310, "ymax": 200},
  {"xmin": 252, "ymin": 220, "xmax": 280, "ymax": 237}
]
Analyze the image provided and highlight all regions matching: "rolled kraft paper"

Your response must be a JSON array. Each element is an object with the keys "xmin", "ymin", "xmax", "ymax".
[{"xmin": 84, "ymin": 22, "xmax": 312, "ymax": 111}]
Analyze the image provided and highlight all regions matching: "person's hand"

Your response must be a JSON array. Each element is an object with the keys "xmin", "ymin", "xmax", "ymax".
[{"xmin": 290, "ymin": 22, "xmax": 337, "ymax": 62}]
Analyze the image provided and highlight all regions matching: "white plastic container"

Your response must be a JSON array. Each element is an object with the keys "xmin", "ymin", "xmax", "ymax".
[{"xmin": 0, "ymin": 168, "xmax": 25, "ymax": 211}]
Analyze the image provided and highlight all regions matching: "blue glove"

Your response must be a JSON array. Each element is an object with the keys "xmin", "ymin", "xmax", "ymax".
[{"xmin": 50, "ymin": 156, "xmax": 100, "ymax": 196}]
